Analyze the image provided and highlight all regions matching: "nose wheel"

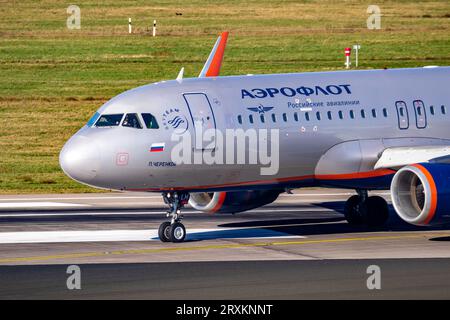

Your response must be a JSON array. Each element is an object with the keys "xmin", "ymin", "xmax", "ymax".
[
  {"xmin": 159, "ymin": 192, "xmax": 189, "ymax": 243},
  {"xmin": 158, "ymin": 222, "xmax": 172, "ymax": 242}
]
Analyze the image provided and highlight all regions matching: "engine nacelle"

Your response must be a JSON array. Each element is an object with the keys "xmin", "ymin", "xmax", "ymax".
[
  {"xmin": 391, "ymin": 163, "xmax": 450, "ymax": 226},
  {"xmin": 189, "ymin": 190, "xmax": 282, "ymax": 214}
]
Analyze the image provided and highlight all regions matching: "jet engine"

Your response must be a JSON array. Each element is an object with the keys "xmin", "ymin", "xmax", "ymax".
[
  {"xmin": 189, "ymin": 190, "xmax": 282, "ymax": 214},
  {"xmin": 390, "ymin": 163, "xmax": 450, "ymax": 226}
]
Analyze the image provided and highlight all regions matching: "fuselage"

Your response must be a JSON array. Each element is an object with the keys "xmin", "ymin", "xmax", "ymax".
[{"xmin": 60, "ymin": 67, "xmax": 450, "ymax": 192}]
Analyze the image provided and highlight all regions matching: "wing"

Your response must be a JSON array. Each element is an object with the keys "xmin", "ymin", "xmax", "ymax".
[
  {"xmin": 198, "ymin": 31, "xmax": 229, "ymax": 78},
  {"xmin": 374, "ymin": 146, "xmax": 450, "ymax": 169}
]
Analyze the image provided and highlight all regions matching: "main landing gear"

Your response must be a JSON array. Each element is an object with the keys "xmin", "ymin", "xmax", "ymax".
[
  {"xmin": 344, "ymin": 190, "xmax": 389, "ymax": 227},
  {"xmin": 158, "ymin": 192, "xmax": 190, "ymax": 243}
]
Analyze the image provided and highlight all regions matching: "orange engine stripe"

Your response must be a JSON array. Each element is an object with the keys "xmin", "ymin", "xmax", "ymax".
[
  {"xmin": 413, "ymin": 164, "xmax": 438, "ymax": 224},
  {"xmin": 205, "ymin": 31, "xmax": 228, "ymax": 77},
  {"xmin": 210, "ymin": 192, "xmax": 227, "ymax": 213}
]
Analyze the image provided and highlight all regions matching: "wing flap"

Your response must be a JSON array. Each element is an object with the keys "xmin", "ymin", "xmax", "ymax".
[{"xmin": 374, "ymin": 146, "xmax": 450, "ymax": 169}]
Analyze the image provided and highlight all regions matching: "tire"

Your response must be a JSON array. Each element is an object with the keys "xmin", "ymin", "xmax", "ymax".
[
  {"xmin": 169, "ymin": 222, "xmax": 186, "ymax": 243},
  {"xmin": 344, "ymin": 195, "xmax": 364, "ymax": 225},
  {"xmin": 158, "ymin": 222, "xmax": 172, "ymax": 242},
  {"xmin": 361, "ymin": 196, "xmax": 389, "ymax": 227}
]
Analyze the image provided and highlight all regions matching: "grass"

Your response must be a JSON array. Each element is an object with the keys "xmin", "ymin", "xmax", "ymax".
[{"xmin": 0, "ymin": 0, "xmax": 449, "ymax": 194}]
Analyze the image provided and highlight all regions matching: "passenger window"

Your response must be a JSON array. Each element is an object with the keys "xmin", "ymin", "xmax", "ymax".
[
  {"xmin": 271, "ymin": 114, "xmax": 276, "ymax": 123},
  {"xmin": 338, "ymin": 110, "xmax": 343, "ymax": 119},
  {"xmin": 141, "ymin": 113, "xmax": 160, "ymax": 129},
  {"xmin": 442, "ymin": 105, "xmax": 447, "ymax": 115},
  {"xmin": 316, "ymin": 112, "xmax": 321, "ymax": 121},
  {"xmin": 430, "ymin": 106, "xmax": 435, "ymax": 115},
  {"xmin": 237, "ymin": 115, "xmax": 242, "ymax": 124},
  {"xmin": 260, "ymin": 114, "xmax": 265, "ymax": 123},
  {"xmin": 399, "ymin": 107, "xmax": 405, "ymax": 117},
  {"xmin": 294, "ymin": 112, "xmax": 299, "ymax": 122},
  {"xmin": 383, "ymin": 108, "xmax": 388, "ymax": 117},
  {"xmin": 361, "ymin": 109, "xmax": 366, "ymax": 119},
  {"xmin": 327, "ymin": 111, "xmax": 332, "ymax": 120},
  {"xmin": 282, "ymin": 113, "xmax": 287, "ymax": 122},
  {"xmin": 305, "ymin": 112, "xmax": 310, "ymax": 121},
  {"xmin": 372, "ymin": 109, "xmax": 377, "ymax": 118},
  {"xmin": 249, "ymin": 114, "xmax": 254, "ymax": 124},
  {"xmin": 122, "ymin": 113, "xmax": 142, "ymax": 129},
  {"xmin": 349, "ymin": 110, "xmax": 355, "ymax": 119},
  {"xmin": 95, "ymin": 114, "xmax": 124, "ymax": 127}
]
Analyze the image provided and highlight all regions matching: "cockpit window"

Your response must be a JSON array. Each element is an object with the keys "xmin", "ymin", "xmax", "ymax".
[
  {"xmin": 95, "ymin": 114, "xmax": 124, "ymax": 127},
  {"xmin": 86, "ymin": 112, "xmax": 100, "ymax": 127},
  {"xmin": 141, "ymin": 113, "xmax": 159, "ymax": 129},
  {"xmin": 122, "ymin": 113, "xmax": 142, "ymax": 129}
]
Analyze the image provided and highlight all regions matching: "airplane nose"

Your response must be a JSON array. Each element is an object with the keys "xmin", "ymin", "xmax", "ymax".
[{"xmin": 59, "ymin": 135, "xmax": 100, "ymax": 183}]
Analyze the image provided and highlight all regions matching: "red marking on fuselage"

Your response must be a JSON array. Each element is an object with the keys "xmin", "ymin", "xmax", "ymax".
[
  {"xmin": 128, "ymin": 169, "xmax": 394, "ymax": 192},
  {"xmin": 315, "ymin": 169, "xmax": 395, "ymax": 180}
]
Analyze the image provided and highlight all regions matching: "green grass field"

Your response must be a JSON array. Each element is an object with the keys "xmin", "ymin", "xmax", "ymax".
[{"xmin": 0, "ymin": 0, "xmax": 449, "ymax": 194}]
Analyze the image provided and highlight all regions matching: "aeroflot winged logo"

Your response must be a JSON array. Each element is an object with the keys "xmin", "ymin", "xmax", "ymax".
[
  {"xmin": 241, "ymin": 84, "xmax": 352, "ymax": 99},
  {"xmin": 247, "ymin": 104, "xmax": 274, "ymax": 114},
  {"xmin": 162, "ymin": 108, "xmax": 188, "ymax": 134}
]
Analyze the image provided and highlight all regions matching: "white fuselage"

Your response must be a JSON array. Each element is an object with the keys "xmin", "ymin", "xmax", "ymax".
[{"xmin": 59, "ymin": 67, "xmax": 450, "ymax": 192}]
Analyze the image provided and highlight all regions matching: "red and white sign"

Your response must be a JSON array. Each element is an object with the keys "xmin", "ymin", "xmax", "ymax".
[{"xmin": 345, "ymin": 47, "xmax": 352, "ymax": 56}]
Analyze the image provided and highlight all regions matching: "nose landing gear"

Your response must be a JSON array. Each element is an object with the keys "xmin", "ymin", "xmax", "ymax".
[
  {"xmin": 158, "ymin": 192, "xmax": 190, "ymax": 243},
  {"xmin": 344, "ymin": 190, "xmax": 389, "ymax": 227}
]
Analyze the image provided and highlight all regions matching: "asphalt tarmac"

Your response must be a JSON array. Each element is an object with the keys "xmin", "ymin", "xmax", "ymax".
[
  {"xmin": 1, "ymin": 259, "xmax": 450, "ymax": 299},
  {"xmin": 0, "ymin": 189, "xmax": 449, "ymax": 299}
]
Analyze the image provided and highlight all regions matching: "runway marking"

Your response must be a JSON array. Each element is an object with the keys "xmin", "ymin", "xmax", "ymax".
[
  {"xmin": 279, "ymin": 192, "xmax": 390, "ymax": 197},
  {"xmin": 0, "ymin": 207, "xmax": 338, "ymax": 218},
  {"xmin": 0, "ymin": 228, "xmax": 306, "ymax": 244},
  {"xmin": 0, "ymin": 192, "xmax": 390, "ymax": 202},
  {"xmin": 0, "ymin": 196, "xmax": 162, "ymax": 201},
  {"xmin": 0, "ymin": 233, "xmax": 445, "ymax": 264},
  {"xmin": 0, "ymin": 229, "xmax": 162, "ymax": 244},
  {"xmin": 0, "ymin": 202, "xmax": 89, "ymax": 208}
]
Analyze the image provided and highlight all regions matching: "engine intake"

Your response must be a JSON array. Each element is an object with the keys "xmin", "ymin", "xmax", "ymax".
[
  {"xmin": 189, "ymin": 190, "xmax": 282, "ymax": 214},
  {"xmin": 391, "ymin": 163, "xmax": 450, "ymax": 226}
]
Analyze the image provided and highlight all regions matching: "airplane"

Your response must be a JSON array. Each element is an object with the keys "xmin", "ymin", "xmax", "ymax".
[{"xmin": 60, "ymin": 31, "xmax": 450, "ymax": 243}]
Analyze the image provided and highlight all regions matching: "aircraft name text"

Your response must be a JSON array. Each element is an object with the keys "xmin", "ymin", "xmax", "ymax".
[{"xmin": 241, "ymin": 84, "xmax": 352, "ymax": 99}]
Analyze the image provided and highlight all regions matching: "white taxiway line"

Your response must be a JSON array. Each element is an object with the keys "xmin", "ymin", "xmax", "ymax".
[
  {"xmin": 0, "ymin": 202, "xmax": 90, "ymax": 208},
  {"xmin": 0, "ymin": 228, "xmax": 306, "ymax": 244},
  {"xmin": 0, "ymin": 196, "xmax": 162, "ymax": 201},
  {"xmin": 0, "ymin": 207, "xmax": 337, "ymax": 218},
  {"xmin": 0, "ymin": 192, "xmax": 390, "ymax": 202},
  {"xmin": 280, "ymin": 192, "xmax": 390, "ymax": 197}
]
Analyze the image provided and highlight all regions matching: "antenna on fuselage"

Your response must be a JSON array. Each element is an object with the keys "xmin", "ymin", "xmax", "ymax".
[
  {"xmin": 198, "ymin": 31, "xmax": 229, "ymax": 78},
  {"xmin": 176, "ymin": 67, "xmax": 184, "ymax": 82}
]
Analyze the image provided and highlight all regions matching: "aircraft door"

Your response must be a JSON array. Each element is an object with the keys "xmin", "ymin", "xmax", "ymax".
[
  {"xmin": 395, "ymin": 101, "xmax": 409, "ymax": 130},
  {"xmin": 183, "ymin": 93, "xmax": 217, "ymax": 150},
  {"xmin": 413, "ymin": 100, "xmax": 427, "ymax": 129}
]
